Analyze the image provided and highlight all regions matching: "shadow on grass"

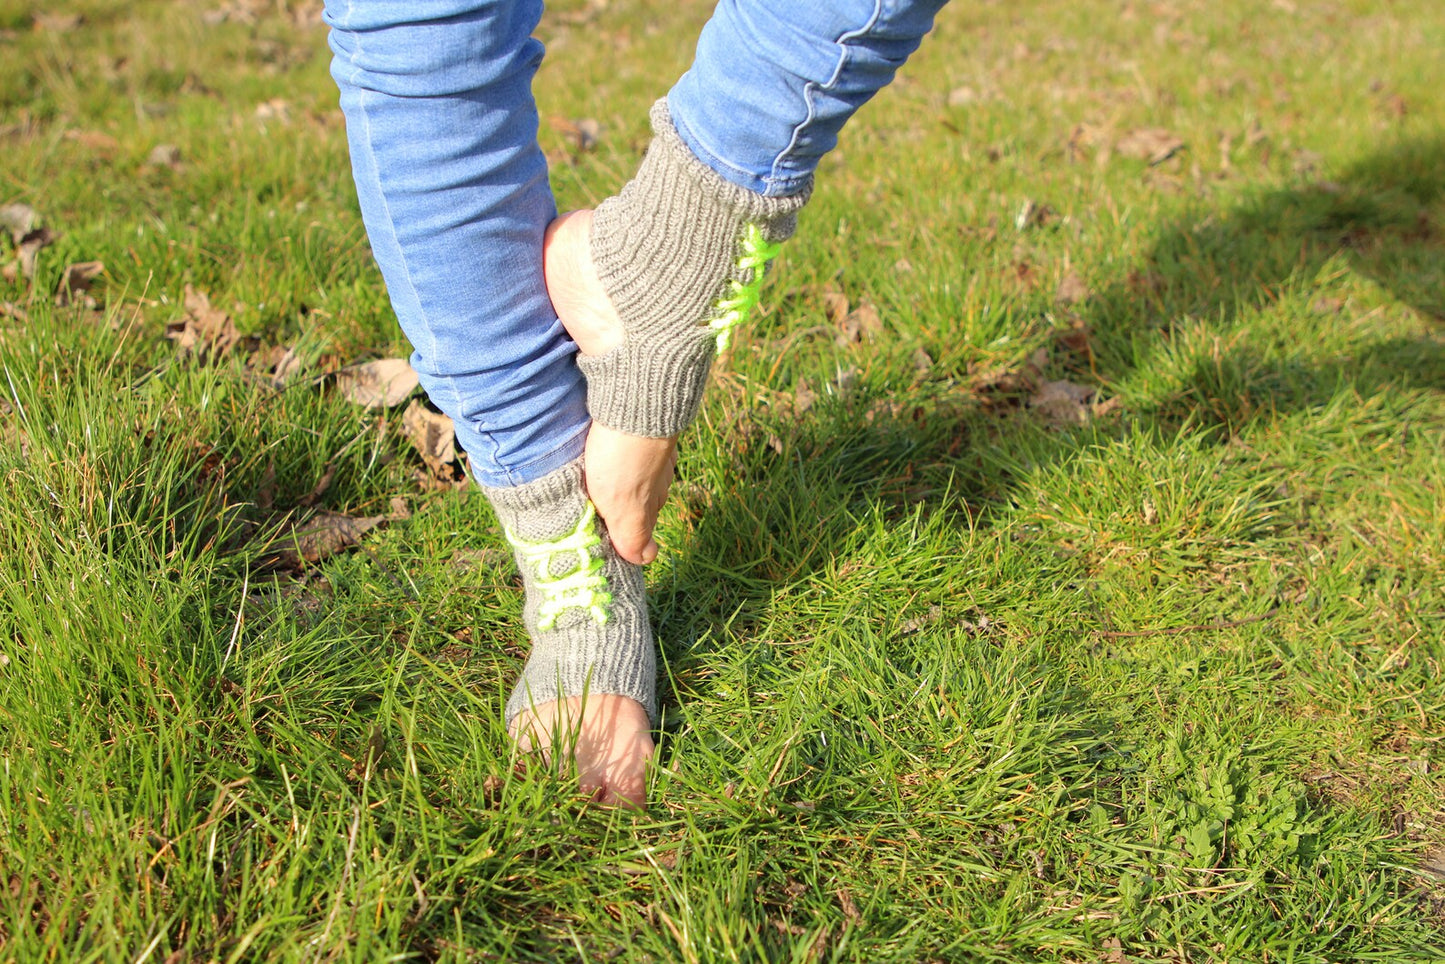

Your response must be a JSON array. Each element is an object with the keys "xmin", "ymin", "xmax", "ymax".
[{"xmin": 660, "ymin": 133, "xmax": 1445, "ymax": 709}]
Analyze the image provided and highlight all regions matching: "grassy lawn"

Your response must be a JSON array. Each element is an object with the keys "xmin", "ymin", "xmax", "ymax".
[{"xmin": 2, "ymin": 0, "xmax": 1443, "ymax": 959}]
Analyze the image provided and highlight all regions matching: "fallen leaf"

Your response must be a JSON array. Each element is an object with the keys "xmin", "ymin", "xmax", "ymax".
[
  {"xmin": 266, "ymin": 511, "xmax": 385, "ymax": 569},
  {"xmin": 548, "ymin": 116, "xmax": 601, "ymax": 152},
  {"xmin": 166, "ymin": 285, "xmax": 239, "ymax": 359},
  {"xmin": 1115, "ymin": 128, "xmax": 1185, "ymax": 165},
  {"xmin": 401, "ymin": 398, "xmax": 456, "ymax": 470},
  {"xmin": 146, "ymin": 144, "xmax": 182, "ymax": 168},
  {"xmin": 1091, "ymin": 396, "xmax": 1123, "ymax": 418},
  {"xmin": 256, "ymin": 459, "xmax": 276, "ymax": 512},
  {"xmin": 911, "ymin": 347, "xmax": 935, "ymax": 373},
  {"xmin": 791, "ymin": 379, "xmax": 817, "ymax": 417},
  {"xmin": 1103, "ymin": 936, "xmax": 1128, "ymax": 963},
  {"xmin": 1029, "ymin": 378, "xmax": 1096, "ymax": 425},
  {"xmin": 64, "ymin": 130, "xmax": 121, "ymax": 153},
  {"xmin": 822, "ymin": 287, "xmax": 850, "ymax": 324},
  {"xmin": 947, "ymin": 85, "xmax": 978, "ymax": 107},
  {"xmin": 1015, "ymin": 198, "xmax": 1057, "ymax": 231},
  {"xmin": 836, "ymin": 888, "xmax": 862, "ymax": 924},
  {"xmin": 252, "ymin": 343, "xmax": 303, "ymax": 387},
  {"xmin": 1055, "ymin": 271, "xmax": 1090, "ymax": 305},
  {"xmin": 336, "ymin": 358, "xmax": 418, "ymax": 409},
  {"xmin": 1054, "ymin": 316, "xmax": 1093, "ymax": 357},
  {"xmin": 33, "ymin": 11, "xmax": 82, "ymax": 31},
  {"xmin": 1067, "ymin": 122, "xmax": 1109, "ymax": 162},
  {"xmin": 970, "ymin": 346, "xmax": 1048, "ymax": 399},
  {"xmin": 0, "ymin": 203, "xmax": 40, "ymax": 243},
  {"xmin": 296, "ymin": 461, "xmax": 338, "ymax": 508},
  {"xmin": 56, "ymin": 261, "xmax": 104, "ymax": 308},
  {"xmin": 1292, "ymin": 149, "xmax": 1322, "ymax": 176},
  {"xmin": 836, "ymin": 301, "xmax": 883, "ymax": 344},
  {"xmin": 900, "ymin": 604, "xmax": 942, "ymax": 636},
  {"xmin": 1012, "ymin": 260, "xmax": 1039, "ymax": 289},
  {"xmin": 254, "ymin": 99, "xmax": 290, "ymax": 122},
  {"xmin": 401, "ymin": 399, "xmax": 469, "ymax": 489},
  {"xmin": 16, "ymin": 226, "xmax": 57, "ymax": 279}
]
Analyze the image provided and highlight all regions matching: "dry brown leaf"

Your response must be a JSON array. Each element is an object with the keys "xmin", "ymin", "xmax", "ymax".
[
  {"xmin": 254, "ymin": 99, "xmax": 290, "ymax": 123},
  {"xmin": 401, "ymin": 399, "xmax": 468, "ymax": 489},
  {"xmin": 33, "ymin": 11, "xmax": 82, "ymax": 31},
  {"xmin": 56, "ymin": 261, "xmax": 104, "ymax": 308},
  {"xmin": 267, "ymin": 512, "xmax": 385, "ymax": 569},
  {"xmin": 64, "ymin": 130, "xmax": 121, "ymax": 153},
  {"xmin": 297, "ymin": 462, "xmax": 338, "ymax": 508},
  {"xmin": 548, "ymin": 116, "xmax": 601, "ymax": 152},
  {"xmin": 1055, "ymin": 272, "xmax": 1090, "ymax": 305},
  {"xmin": 1103, "ymin": 936, "xmax": 1128, "ymax": 964},
  {"xmin": 1014, "ymin": 198, "xmax": 1056, "ymax": 231},
  {"xmin": 1091, "ymin": 395, "xmax": 1123, "ymax": 419},
  {"xmin": 822, "ymin": 287, "xmax": 850, "ymax": 324},
  {"xmin": 401, "ymin": 398, "xmax": 456, "ymax": 470},
  {"xmin": 16, "ymin": 226, "xmax": 57, "ymax": 280},
  {"xmin": 1030, "ymin": 378, "xmax": 1096, "ymax": 426},
  {"xmin": 970, "ymin": 346, "xmax": 1048, "ymax": 399},
  {"xmin": 911, "ymin": 347, "xmax": 934, "ymax": 373},
  {"xmin": 947, "ymin": 85, "xmax": 978, "ymax": 107},
  {"xmin": 836, "ymin": 887, "xmax": 862, "ymax": 924},
  {"xmin": 166, "ymin": 285, "xmax": 239, "ymax": 359},
  {"xmin": 336, "ymin": 358, "xmax": 418, "ymax": 409},
  {"xmin": 1115, "ymin": 128, "xmax": 1185, "ymax": 165},
  {"xmin": 146, "ymin": 144, "xmax": 182, "ymax": 168},
  {"xmin": 836, "ymin": 302, "xmax": 883, "ymax": 344},
  {"xmin": 252, "ymin": 343, "xmax": 303, "ymax": 387},
  {"xmin": 1054, "ymin": 316, "xmax": 1094, "ymax": 358},
  {"xmin": 0, "ymin": 203, "xmax": 40, "ymax": 243},
  {"xmin": 791, "ymin": 379, "xmax": 817, "ymax": 417}
]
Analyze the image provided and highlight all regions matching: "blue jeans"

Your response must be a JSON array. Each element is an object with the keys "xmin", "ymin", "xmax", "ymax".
[{"xmin": 323, "ymin": 0, "xmax": 948, "ymax": 487}]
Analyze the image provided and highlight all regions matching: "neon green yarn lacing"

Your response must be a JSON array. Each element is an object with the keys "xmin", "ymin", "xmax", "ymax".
[
  {"xmin": 505, "ymin": 502, "xmax": 612, "ymax": 630},
  {"xmin": 708, "ymin": 222, "xmax": 781, "ymax": 352}
]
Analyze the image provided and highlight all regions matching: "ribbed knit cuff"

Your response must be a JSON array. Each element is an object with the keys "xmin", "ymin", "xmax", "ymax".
[
  {"xmin": 484, "ymin": 459, "xmax": 658, "ymax": 725},
  {"xmin": 583, "ymin": 99, "xmax": 811, "ymax": 438}
]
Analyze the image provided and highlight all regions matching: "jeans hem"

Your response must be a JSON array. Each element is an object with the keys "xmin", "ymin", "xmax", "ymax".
[
  {"xmin": 667, "ymin": 102, "xmax": 815, "ymax": 199},
  {"xmin": 463, "ymin": 419, "xmax": 589, "ymax": 489}
]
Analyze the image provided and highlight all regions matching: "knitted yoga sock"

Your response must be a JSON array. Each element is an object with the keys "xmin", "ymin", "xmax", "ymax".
[
  {"xmin": 580, "ymin": 99, "xmax": 812, "ymax": 438},
  {"xmin": 484, "ymin": 459, "xmax": 657, "ymax": 726}
]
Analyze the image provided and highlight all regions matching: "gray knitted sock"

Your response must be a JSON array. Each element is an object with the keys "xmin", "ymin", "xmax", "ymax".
[
  {"xmin": 580, "ymin": 99, "xmax": 811, "ymax": 438},
  {"xmin": 483, "ymin": 459, "xmax": 657, "ymax": 726}
]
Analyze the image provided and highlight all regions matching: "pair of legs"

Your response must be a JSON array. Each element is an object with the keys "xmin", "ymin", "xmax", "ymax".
[{"xmin": 323, "ymin": 0, "xmax": 949, "ymax": 805}]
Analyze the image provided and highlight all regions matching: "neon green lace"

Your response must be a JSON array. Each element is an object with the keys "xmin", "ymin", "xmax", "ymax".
[
  {"xmin": 505, "ymin": 502, "xmax": 612, "ymax": 630},
  {"xmin": 708, "ymin": 222, "xmax": 781, "ymax": 352}
]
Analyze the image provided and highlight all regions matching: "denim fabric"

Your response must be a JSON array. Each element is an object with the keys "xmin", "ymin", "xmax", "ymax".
[
  {"xmin": 668, "ymin": 0, "xmax": 950, "ymax": 197},
  {"xmin": 323, "ymin": 0, "xmax": 944, "ymax": 485},
  {"xmin": 324, "ymin": 0, "xmax": 588, "ymax": 487}
]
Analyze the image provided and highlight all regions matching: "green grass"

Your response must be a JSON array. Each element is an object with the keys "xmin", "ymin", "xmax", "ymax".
[{"xmin": 1, "ymin": 0, "xmax": 1442, "ymax": 960}]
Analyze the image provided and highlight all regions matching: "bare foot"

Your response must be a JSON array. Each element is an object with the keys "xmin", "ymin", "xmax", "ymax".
[
  {"xmin": 544, "ymin": 210, "xmax": 679, "ymax": 566},
  {"xmin": 508, "ymin": 693, "xmax": 655, "ymax": 808}
]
